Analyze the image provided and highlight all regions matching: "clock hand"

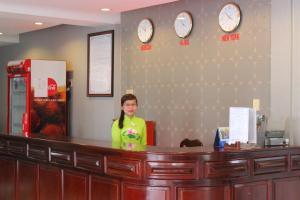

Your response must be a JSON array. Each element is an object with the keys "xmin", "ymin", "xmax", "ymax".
[
  {"xmin": 181, "ymin": 21, "xmax": 186, "ymax": 28},
  {"xmin": 225, "ymin": 13, "xmax": 233, "ymax": 20}
]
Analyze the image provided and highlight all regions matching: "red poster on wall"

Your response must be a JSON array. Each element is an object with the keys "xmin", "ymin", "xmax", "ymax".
[{"xmin": 6, "ymin": 59, "xmax": 67, "ymax": 137}]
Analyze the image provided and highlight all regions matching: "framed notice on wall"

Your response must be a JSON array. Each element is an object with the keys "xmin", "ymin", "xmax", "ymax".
[{"xmin": 87, "ymin": 30, "xmax": 114, "ymax": 97}]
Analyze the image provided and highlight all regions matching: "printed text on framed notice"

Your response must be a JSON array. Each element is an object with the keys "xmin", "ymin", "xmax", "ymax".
[{"xmin": 87, "ymin": 30, "xmax": 114, "ymax": 97}]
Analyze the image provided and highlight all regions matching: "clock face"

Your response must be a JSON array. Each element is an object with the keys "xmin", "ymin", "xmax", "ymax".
[
  {"xmin": 174, "ymin": 11, "xmax": 193, "ymax": 38},
  {"xmin": 219, "ymin": 3, "xmax": 241, "ymax": 33},
  {"xmin": 137, "ymin": 18, "xmax": 154, "ymax": 43}
]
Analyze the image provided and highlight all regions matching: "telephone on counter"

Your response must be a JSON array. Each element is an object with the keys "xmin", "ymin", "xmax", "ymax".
[{"xmin": 264, "ymin": 130, "xmax": 288, "ymax": 146}]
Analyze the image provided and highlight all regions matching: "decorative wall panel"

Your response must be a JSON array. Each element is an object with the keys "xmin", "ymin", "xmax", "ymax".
[{"xmin": 121, "ymin": 0, "xmax": 271, "ymax": 146}]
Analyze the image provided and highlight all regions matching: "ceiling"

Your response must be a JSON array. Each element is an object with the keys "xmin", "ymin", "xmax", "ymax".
[{"xmin": 0, "ymin": 0, "xmax": 178, "ymax": 46}]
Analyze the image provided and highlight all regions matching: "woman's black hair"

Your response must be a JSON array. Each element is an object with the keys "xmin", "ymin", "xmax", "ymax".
[{"xmin": 118, "ymin": 94, "xmax": 138, "ymax": 129}]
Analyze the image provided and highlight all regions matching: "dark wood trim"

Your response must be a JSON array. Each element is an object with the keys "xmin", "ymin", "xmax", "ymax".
[{"xmin": 1, "ymin": 134, "xmax": 300, "ymax": 199}]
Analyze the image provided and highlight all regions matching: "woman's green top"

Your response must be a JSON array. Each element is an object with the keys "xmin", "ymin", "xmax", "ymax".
[{"xmin": 112, "ymin": 115, "xmax": 147, "ymax": 145}]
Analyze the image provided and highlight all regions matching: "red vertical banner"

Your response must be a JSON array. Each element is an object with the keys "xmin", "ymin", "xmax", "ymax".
[
  {"xmin": 22, "ymin": 113, "xmax": 29, "ymax": 137},
  {"xmin": 25, "ymin": 74, "xmax": 31, "ymax": 136}
]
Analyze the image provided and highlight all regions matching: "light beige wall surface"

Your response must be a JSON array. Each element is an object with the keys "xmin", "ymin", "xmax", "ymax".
[
  {"xmin": 121, "ymin": 0, "xmax": 271, "ymax": 146},
  {"xmin": 270, "ymin": 0, "xmax": 292, "ymax": 134},
  {"xmin": 291, "ymin": 0, "xmax": 300, "ymax": 145},
  {"xmin": 0, "ymin": 25, "xmax": 122, "ymax": 141},
  {"xmin": 270, "ymin": 0, "xmax": 300, "ymax": 145}
]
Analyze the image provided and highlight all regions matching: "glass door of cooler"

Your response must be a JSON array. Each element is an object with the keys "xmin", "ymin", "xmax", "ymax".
[{"xmin": 9, "ymin": 77, "xmax": 26, "ymax": 135}]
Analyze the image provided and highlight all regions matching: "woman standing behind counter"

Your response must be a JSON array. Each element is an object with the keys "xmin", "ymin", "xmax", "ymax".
[{"xmin": 112, "ymin": 94, "xmax": 147, "ymax": 145}]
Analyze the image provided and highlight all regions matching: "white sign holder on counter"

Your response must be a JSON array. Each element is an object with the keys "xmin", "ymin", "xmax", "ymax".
[{"xmin": 229, "ymin": 107, "xmax": 257, "ymax": 144}]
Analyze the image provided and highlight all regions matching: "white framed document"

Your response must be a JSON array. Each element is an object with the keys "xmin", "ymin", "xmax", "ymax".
[{"xmin": 87, "ymin": 30, "xmax": 114, "ymax": 97}]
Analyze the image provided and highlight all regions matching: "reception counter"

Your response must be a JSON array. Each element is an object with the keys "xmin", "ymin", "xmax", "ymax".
[{"xmin": 1, "ymin": 134, "xmax": 300, "ymax": 200}]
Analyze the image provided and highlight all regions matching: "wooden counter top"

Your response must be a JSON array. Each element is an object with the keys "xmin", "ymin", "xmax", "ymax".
[
  {"xmin": 0, "ymin": 133, "xmax": 300, "ymax": 200},
  {"xmin": 0, "ymin": 133, "xmax": 294, "ymax": 154}
]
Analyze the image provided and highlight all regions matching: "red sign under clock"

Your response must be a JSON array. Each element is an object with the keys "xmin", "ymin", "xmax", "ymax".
[
  {"xmin": 221, "ymin": 33, "xmax": 240, "ymax": 42},
  {"xmin": 140, "ymin": 44, "xmax": 152, "ymax": 51},
  {"xmin": 180, "ymin": 39, "xmax": 190, "ymax": 46}
]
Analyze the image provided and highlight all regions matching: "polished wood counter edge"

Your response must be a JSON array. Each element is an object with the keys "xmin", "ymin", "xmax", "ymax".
[
  {"xmin": 2, "ymin": 132, "xmax": 300, "ymax": 200},
  {"xmin": 0, "ymin": 133, "xmax": 297, "ymax": 155}
]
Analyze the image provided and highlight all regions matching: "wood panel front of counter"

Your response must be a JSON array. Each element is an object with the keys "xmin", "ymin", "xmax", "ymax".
[{"xmin": 1, "ymin": 134, "xmax": 300, "ymax": 200}]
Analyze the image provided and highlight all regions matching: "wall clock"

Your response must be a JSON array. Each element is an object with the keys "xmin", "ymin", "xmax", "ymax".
[
  {"xmin": 137, "ymin": 18, "xmax": 154, "ymax": 43},
  {"xmin": 219, "ymin": 3, "xmax": 241, "ymax": 33},
  {"xmin": 174, "ymin": 11, "xmax": 193, "ymax": 38}
]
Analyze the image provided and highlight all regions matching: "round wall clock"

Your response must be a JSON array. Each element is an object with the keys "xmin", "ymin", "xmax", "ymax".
[
  {"xmin": 219, "ymin": 3, "xmax": 241, "ymax": 33},
  {"xmin": 137, "ymin": 18, "xmax": 154, "ymax": 43},
  {"xmin": 174, "ymin": 11, "xmax": 193, "ymax": 38}
]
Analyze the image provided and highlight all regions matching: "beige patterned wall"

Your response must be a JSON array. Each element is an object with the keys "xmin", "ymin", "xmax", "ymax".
[{"xmin": 121, "ymin": 0, "xmax": 271, "ymax": 147}]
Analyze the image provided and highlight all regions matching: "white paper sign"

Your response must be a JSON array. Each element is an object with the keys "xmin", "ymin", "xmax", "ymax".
[{"xmin": 229, "ymin": 107, "xmax": 257, "ymax": 144}]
